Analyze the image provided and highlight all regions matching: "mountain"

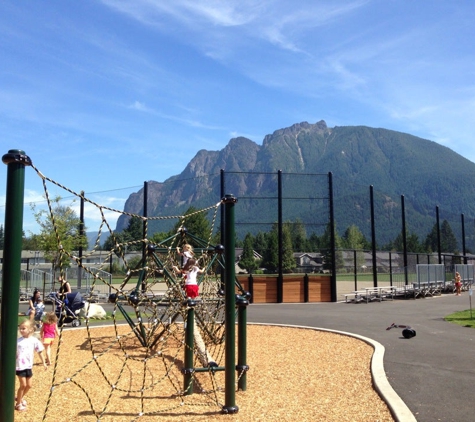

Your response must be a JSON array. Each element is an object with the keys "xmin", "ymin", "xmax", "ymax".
[
  {"xmin": 115, "ymin": 121, "xmax": 475, "ymax": 249},
  {"xmin": 86, "ymin": 231, "xmax": 110, "ymax": 250}
]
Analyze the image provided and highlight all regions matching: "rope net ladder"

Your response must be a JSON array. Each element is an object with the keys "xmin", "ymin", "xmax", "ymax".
[{"xmin": 28, "ymin": 163, "xmax": 247, "ymax": 421}]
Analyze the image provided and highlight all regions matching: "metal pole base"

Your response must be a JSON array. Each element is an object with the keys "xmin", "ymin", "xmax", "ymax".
[{"xmin": 222, "ymin": 405, "xmax": 239, "ymax": 414}]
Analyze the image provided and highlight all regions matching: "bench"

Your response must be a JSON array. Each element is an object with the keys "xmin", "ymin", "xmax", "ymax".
[
  {"xmin": 393, "ymin": 285, "xmax": 414, "ymax": 299},
  {"xmin": 363, "ymin": 287, "xmax": 382, "ymax": 302},
  {"xmin": 428, "ymin": 281, "xmax": 443, "ymax": 296},
  {"xmin": 343, "ymin": 290, "xmax": 381, "ymax": 303},
  {"xmin": 412, "ymin": 283, "xmax": 429, "ymax": 299},
  {"xmin": 342, "ymin": 291, "xmax": 367, "ymax": 303},
  {"xmin": 378, "ymin": 286, "xmax": 396, "ymax": 301},
  {"xmin": 462, "ymin": 278, "xmax": 473, "ymax": 291}
]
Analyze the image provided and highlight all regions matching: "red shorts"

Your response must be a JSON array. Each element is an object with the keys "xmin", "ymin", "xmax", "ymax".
[{"xmin": 185, "ymin": 284, "xmax": 199, "ymax": 298}]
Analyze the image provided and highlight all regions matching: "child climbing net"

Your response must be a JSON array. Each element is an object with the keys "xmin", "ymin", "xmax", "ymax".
[{"xmin": 22, "ymin": 163, "xmax": 248, "ymax": 421}]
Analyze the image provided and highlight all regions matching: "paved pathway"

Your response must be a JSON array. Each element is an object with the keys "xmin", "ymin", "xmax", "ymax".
[{"xmin": 247, "ymin": 294, "xmax": 475, "ymax": 422}]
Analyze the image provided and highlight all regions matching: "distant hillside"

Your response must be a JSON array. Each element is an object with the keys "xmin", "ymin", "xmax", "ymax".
[
  {"xmin": 86, "ymin": 231, "xmax": 109, "ymax": 249},
  {"xmin": 116, "ymin": 121, "xmax": 475, "ymax": 249}
]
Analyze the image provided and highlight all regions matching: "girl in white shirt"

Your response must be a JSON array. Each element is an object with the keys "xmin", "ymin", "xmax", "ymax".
[
  {"xmin": 15, "ymin": 319, "xmax": 48, "ymax": 411},
  {"xmin": 182, "ymin": 258, "xmax": 204, "ymax": 299}
]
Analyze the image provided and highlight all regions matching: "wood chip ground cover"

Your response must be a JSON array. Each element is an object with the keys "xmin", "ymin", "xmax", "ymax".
[{"xmin": 13, "ymin": 325, "xmax": 394, "ymax": 421}]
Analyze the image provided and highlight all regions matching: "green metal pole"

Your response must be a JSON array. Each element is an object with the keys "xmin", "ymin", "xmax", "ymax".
[
  {"xmin": 183, "ymin": 303, "xmax": 195, "ymax": 395},
  {"xmin": 222, "ymin": 194, "xmax": 239, "ymax": 414},
  {"xmin": 236, "ymin": 295, "xmax": 249, "ymax": 391},
  {"xmin": 1, "ymin": 149, "xmax": 31, "ymax": 422}
]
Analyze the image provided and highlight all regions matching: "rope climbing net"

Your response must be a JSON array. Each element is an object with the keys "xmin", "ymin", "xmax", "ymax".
[{"xmin": 28, "ymin": 163, "xmax": 247, "ymax": 421}]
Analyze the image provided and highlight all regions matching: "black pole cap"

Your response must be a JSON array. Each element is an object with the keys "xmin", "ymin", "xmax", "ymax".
[{"xmin": 215, "ymin": 244, "xmax": 225, "ymax": 254}]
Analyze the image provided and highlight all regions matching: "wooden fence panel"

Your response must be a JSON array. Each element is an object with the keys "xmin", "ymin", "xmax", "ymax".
[
  {"xmin": 308, "ymin": 275, "xmax": 331, "ymax": 302},
  {"xmin": 282, "ymin": 276, "xmax": 304, "ymax": 303},
  {"xmin": 237, "ymin": 274, "xmax": 331, "ymax": 303}
]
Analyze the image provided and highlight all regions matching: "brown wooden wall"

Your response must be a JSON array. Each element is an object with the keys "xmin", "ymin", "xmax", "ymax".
[{"xmin": 236, "ymin": 274, "xmax": 331, "ymax": 303}]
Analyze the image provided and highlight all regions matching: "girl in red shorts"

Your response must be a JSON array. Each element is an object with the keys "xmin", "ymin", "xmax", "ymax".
[{"xmin": 183, "ymin": 258, "xmax": 204, "ymax": 299}]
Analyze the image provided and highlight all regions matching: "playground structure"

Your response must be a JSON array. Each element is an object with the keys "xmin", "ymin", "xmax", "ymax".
[{"xmin": 0, "ymin": 149, "xmax": 249, "ymax": 421}]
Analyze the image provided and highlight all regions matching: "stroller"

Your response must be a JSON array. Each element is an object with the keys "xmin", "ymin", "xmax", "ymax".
[{"xmin": 49, "ymin": 292, "xmax": 85, "ymax": 327}]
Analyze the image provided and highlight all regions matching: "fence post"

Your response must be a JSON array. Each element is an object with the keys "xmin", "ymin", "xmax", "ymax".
[
  {"xmin": 329, "ymin": 172, "xmax": 337, "ymax": 302},
  {"xmin": 1, "ymin": 149, "xmax": 31, "ymax": 422},
  {"xmin": 461, "ymin": 214, "xmax": 467, "ymax": 264},
  {"xmin": 304, "ymin": 273, "xmax": 309, "ymax": 302},
  {"xmin": 370, "ymin": 185, "xmax": 378, "ymax": 287},
  {"xmin": 436, "ymin": 206, "xmax": 442, "ymax": 264},
  {"xmin": 401, "ymin": 195, "xmax": 408, "ymax": 285},
  {"xmin": 389, "ymin": 252, "xmax": 393, "ymax": 286},
  {"xmin": 236, "ymin": 295, "xmax": 249, "ymax": 391},
  {"xmin": 277, "ymin": 170, "xmax": 283, "ymax": 303},
  {"xmin": 183, "ymin": 304, "xmax": 196, "ymax": 395},
  {"xmin": 78, "ymin": 191, "xmax": 85, "ymax": 290},
  {"xmin": 248, "ymin": 273, "xmax": 254, "ymax": 304},
  {"xmin": 222, "ymin": 194, "xmax": 239, "ymax": 414}
]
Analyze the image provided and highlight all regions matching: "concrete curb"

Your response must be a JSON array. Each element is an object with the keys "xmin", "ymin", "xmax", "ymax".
[{"xmin": 250, "ymin": 322, "xmax": 416, "ymax": 422}]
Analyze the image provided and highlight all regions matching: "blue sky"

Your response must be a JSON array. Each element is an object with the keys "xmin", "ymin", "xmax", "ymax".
[{"xmin": 1, "ymin": 0, "xmax": 475, "ymax": 235}]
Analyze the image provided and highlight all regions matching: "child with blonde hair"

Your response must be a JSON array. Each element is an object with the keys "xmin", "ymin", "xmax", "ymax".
[
  {"xmin": 16, "ymin": 319, "xmax": 48, "ymax": 411},
  {"xmin": 176, "ymin": 243, "xmax": 194, "ymax": 267},
  {"xmin": 40, "ymin": 311, "xmax": 60, "ymax": 365},
  {"xmin": 173, "ymin": 243, "xmax": 195, "ymax": 275},
  {"xmin": 454, "ymin": 271, "xmax": 462, "ymax": 296}
]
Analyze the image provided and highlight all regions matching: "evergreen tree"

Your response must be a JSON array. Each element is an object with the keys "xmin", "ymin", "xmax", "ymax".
[
  {"xmin": 281, "ymin": 223, "xmax": 295, "ymax": 273},
  {"xmin": 308, "ymin": 233, "xmax": 321, "ymax": 252},
  {"xmin": 22, "ymin": 232, "xmax": 40, "ymax": 250},
  {"xmin": 289, "ymin": 219, "xmax": 310, "ymax": 252},
  {"xmin": 149, "ymin": 231, "xmax": 171, "ymax": 245},
  {"xmin": 342, "ymin": 225, "xmax": 366, "ymax": 270},
  {"xmin": 253, "ymin": 231, "xmax": 268, "ymax": 256},
  {"xmin": 440, "ymin": 220, "xmax": 458, "ymax": 252},
  {"xmin": 103, "ymin": 231, "xmax": 126, "ymax": 253},
  {"xmin": 387, "ymin": 230, "xmax": 423, "ymax": 253},
  {"xmin": 424, "ymin": 223, "xmax": 438, "ymax": 253},
  {"xmin": 261, "ymin": 229, "xmax": 278, "ymax": 273},
  {"xmin": 0, "ymin": 224, "xmax": 4, "ymax": 249},
  {"xmin": 123, "ymin": 216, "xmax": 145, "ymax": 251},
  {"xmin": 425, "ymin": 219, "xmax": 458, "ymax": 253},
  {"xmin": 342, "ymin": 225, "xmax": 366, "ymax": 249},
  {"xmin": 239, "ymin": 233, "xmax": 259, "ymax": 274},
  {"xmin": 406, "ymin": 232, "xmax": 424, "ymax": 253},
  {"xmin": 259, "ymin": 224, "xmax": 296, "ymax": 273},
  {"xmin": 172, "ymin": 206, "xmax": 211, "ymax": 245},
  {"xmin": 103, "ymin": 216, "xmax": 143, "ymax": 252},
  {"xmin": 320, "ymin": 223, "xmax": 344, "ymax": 271}
]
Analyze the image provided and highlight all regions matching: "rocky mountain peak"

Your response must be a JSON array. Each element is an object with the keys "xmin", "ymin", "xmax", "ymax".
[{"xmin": 262, "ymin": 120, "xmax": 329, "ymax": 147}]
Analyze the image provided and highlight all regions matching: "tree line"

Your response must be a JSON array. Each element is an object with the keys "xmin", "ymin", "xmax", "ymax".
[{"xmin": 6, "ymin": 200, "xmax": 461, "ymax": 273}]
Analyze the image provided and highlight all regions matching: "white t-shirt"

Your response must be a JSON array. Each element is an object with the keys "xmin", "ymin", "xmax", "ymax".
[
  {"xmin": 16, "ymin": 336, "xmax": 44, "ymax": 371},
  {"xmin": 182, "ymin": 250, "xmax": 193, "ymax": 267},
  {"xmin": 185, "ymin": 266, "xmax": 201, "ymax": 286}
]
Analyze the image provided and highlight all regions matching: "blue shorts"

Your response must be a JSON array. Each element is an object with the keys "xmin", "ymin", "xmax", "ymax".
[{"xmin": 16, "ymin": 369, "xmax": 33, "ymax": 378}]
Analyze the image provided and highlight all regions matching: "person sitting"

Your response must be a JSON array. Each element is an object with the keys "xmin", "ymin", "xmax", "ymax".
[{"xmin": 27, "ymin": 289, "xmax": 44, "ymax": 327}]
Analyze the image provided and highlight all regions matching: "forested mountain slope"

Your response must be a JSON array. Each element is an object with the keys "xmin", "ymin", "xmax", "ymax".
[{"xmin": 116, "ymin": 121, "xmax": 475, "ymax": 248}]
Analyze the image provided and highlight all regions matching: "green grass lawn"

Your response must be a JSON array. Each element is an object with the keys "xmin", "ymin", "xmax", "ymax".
[{"xmin": 445, "ymin": 309, "xmax": 475, "ymax": 328}]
